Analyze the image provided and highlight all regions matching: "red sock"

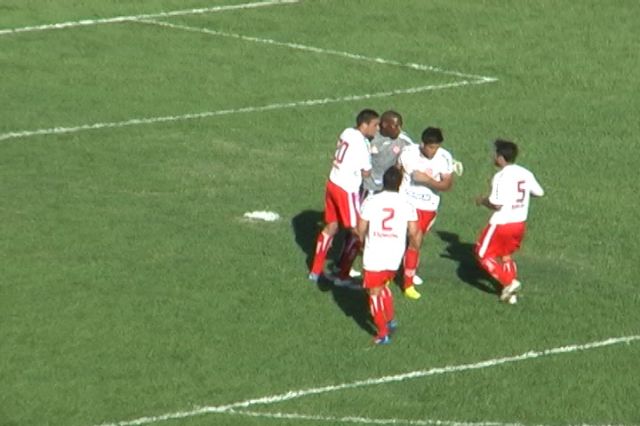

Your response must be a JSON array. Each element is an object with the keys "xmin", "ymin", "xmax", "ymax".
[
  {"xmin": 337, "ymin": 234, "xmax": 360, "ymax": 279},
  {"xmin": 310, "ymin": 232, "xmax": 333, "ymax": 275},
  {"xmin": 502, "ymin": 259, "xmax": 517, "ymax": 284},
  {"xmin": 369, "ymin": 294, "xmax": 388, "ymax": 338},
  {"xmin": 403, "ymin": 248, "xmax": 419, "ymax": 289},
  {"xmin": 479, "ymin": 257, "xmax": 510, "ymax": 287},
  {"xmin": 381, "ymin": 286, "xmax": 394, "ymax": 321}
]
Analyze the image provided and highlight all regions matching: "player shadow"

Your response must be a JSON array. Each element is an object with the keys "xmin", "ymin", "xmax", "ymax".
[
  {"xmin": 291, "ymin": 210, "xmax": 324, "ymax": 268},
  {"xmin": 436, "ymin": 231, "xmax": 497, "ymax": 294},
  {"xmin": 291, "ymin": 210, "xmax": 375, "ymax": 335},
  {"xmin": 318, "ymin": 281, "xmax": 376, "ymax": 336}
]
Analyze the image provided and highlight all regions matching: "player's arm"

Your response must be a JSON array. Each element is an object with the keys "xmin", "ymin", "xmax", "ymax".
[
  {"xmin": 356, "ymin": 217, "xmax": 369, "ymax": 245},
  {"xmin": 530, "ymin": 176, "xmax": 545, "ymax": 197},
  {"xmin": 411, "ymin": 171, "xmax": 454, "ymax": 192},
  {"xmin": 475, "ymin": 196, "xmax": 501, "ymax": 210},
  {"xmin": 476, "ymin": 173, "xmax": 502, "ymax": 210}
]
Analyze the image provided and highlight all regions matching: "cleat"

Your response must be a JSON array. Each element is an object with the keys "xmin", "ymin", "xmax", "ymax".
[
  {"xmin": 413, "ymin": 275, "xmax": 424, "ymax": 286},
  {"xmin": 507, "ymin": 294, "xmax": 518, "ymax": 305},
  {"xmin": 387, "ymin": 320, "xmax": 398, "ymax": 334},
  {"xmin": 404, "ymin": 286, "xmax": 421, "ymax": 300},
  {"xmin": 307, "ymin": 273, "xmax": 320, "ymax": 283},
  {"xmin": 500, "ymin": 279, "xmax": 522, "ymax": 302},
  {"xmin": 374, "ymin": 335, "xmax": 391, "ymax": 345}
]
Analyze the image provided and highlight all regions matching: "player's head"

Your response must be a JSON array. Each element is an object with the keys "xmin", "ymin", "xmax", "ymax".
[
  {"xmin": 419, "ymin": 127, "xmax": 444, "ymax": 159},
  {"xmin": 356, "ymin": 109, "xmax": 380, "ymax": 139},
  {"xmin": 494, "ymin": 139, "xmax": 518, "ymax": 165},
  {"xmin": 379, "ymin": 110, "xmax": 403, "ymax": 139},
  {"xmin": 382, "ymin": 166, "xmax": 402, "ymax": 192}
]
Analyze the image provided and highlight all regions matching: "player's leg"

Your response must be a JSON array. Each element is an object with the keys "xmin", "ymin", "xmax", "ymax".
[
  {"xmin": 402, "ymin": 232, "xmax": 422, "ymax": 299},
  {"xmin": 309, "ymin": 183, "xmax": 340, "ymax": 280},
  {"xmin": 365, "ymin": 271, "xmax": 392, "ymax": 344},
  {"xmin": 475, "ymin": 223, "xmax": 513, "ymax": 290},
  {"xmin": 335, "ymin": 191, "xmax": 362, "ymax": 281},
  {"xmin": 497, "ymin": 222, "xmax": 526, "ymax": 299},
  {"xmin": 403, "ymin": 210, "xmax": 436, "ymax": 299},
  {"xmin": 309, "ymin": 221, "xmax": 338, "ymax": 281},
  {"xmin": 380, "ymin": 284, "xmax": 396, "ymax": 333}
]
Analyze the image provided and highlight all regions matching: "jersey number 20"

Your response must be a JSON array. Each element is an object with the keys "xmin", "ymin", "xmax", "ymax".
[{"xmin": 334, "ymin": 140, "xmax": 349, "ymax": 164}]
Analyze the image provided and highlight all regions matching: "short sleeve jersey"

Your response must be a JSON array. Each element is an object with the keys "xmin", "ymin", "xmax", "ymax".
[
  {"xmin": 329, "ymin": 128, "xmax": 372, "ymax": 193},
  {"xmin": 488, "ymin": 164, "xmax": 544, "ymax": 224},
  {"xmin": 360, "ymin": 191, "xmax": 418, "ymax": 272},
  {"xmin": 362, "ymin": 131, "xmax": 415, "ymax": 192},
  {"xmin": 399, "ymin": 145, "xmax": 453, "ymax": 211}
]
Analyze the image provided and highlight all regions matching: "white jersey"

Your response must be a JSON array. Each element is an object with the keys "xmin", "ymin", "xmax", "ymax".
[
  {"xmin": 399, "ymin": 145, "xmax": 453, "ymax": 211},
  {"xmin": 328, "ymin": 127, "xmax": 372, "ymax": 193},
  {"xmin": 488, "ymin": 164, "xmax": 544, "ymax": 224},
  {"xmin": 360, "ymin": 191, "xmax": 418, "ymax": 272}
]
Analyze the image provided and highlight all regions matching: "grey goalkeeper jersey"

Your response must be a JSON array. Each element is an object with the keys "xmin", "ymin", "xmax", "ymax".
[{"xmin": 363, "ymin": 131, "xmax": 415, "ymax": 192}]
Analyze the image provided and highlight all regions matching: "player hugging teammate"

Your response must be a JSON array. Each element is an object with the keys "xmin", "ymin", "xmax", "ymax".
[{"xmin": 309, "ymin": 109, "xmax": 544, "ymax": 345}]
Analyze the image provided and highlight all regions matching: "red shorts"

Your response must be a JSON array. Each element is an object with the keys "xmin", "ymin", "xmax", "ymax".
[
  {"xmin": 363, "ymin": 270, "xmax": 396, "ymax": 289},
  {"xmin": 475, "ymin": 222, "xmax": 526, "ymax": 259},
  {"xmin": 416, "ymin": 209, "xmax": 437, "ymax": 234},
  {"xmin": 324, "ymin": 180, "xmax": 361, "ymax": 228}
]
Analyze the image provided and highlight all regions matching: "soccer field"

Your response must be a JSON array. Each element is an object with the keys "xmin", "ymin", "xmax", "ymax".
[{"xmin": 1, "ymin": 1, "xmax": 639, "ymax": 425}]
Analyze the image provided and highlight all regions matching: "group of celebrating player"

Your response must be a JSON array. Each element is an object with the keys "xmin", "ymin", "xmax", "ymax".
[{"xmin": 308, "ymin": 109, "xmax": 544, "ymax": 345}]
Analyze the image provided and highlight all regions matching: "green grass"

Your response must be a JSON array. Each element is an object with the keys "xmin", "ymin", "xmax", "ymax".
[{"xmin": 1, "ymin": 1, "xmax": 639, "ymax": 425}]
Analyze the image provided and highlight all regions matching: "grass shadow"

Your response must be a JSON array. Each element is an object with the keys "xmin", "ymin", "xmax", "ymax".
[
  {"xmin": 291, "ymin": 210, "xmax": 374, "ymax": 335},
  {"xmin": 436, "ymin": 230, "xmax": 497, "ymax": 294},
  {"xmin": 291, "ymin": 209, "xmax": 347, "ymax": 268}
]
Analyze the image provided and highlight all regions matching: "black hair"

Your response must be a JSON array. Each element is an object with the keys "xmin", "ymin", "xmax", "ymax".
[
  {"xmin": 382, "ymin": 166, "xmax": 402, "ymax": 192},
  {"xmin": 421, "ymin": 127, "xmax": 444, "ymax": 144},
  {"xmin": 356, "ymin": 109, "xmax": 380, "ymax": 127},
  {"xmin": 381, "ymin": 110, "xmax": 403, "ymax": 126},
  {"xmin": 494, "ymin": 139, "xmax": 518, "ymax": 163}
]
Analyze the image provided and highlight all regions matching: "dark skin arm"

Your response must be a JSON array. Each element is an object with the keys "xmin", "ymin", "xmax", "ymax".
[{"xmin": 475, "ymin": 196, "xmax": 501, "ymax": 211}]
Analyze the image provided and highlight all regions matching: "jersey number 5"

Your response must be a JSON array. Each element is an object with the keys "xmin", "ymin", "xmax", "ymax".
[
  {"xmin": 382, "ymin": 208, "xmax": 395, "ymax": 231},
  {"xmin": 516, "ymin": 180, "xmax": 526, "ymax": 202}
]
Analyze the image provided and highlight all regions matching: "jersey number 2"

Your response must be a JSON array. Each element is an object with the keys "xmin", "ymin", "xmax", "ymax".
[{"xmin": 382, "ymin": 208, "xmax": 395, "ymax": 231}]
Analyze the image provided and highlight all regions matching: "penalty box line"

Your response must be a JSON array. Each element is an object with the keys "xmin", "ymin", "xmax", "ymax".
[
  {"xmin": 0, "ymin": 0, "xmax": 299, "ymax": 37},
  {"xmin": 138, "ymin": 18, "xmax": 498, "ymax": 82},
  {"xmin": 0, "ymin": 81, "xmax": 489, "ymax": 142},
  {"xmin": 0, "ymin": 18, "xmax": 498, "ymax": 142},
  {"xmin": 224, "ymin": 408, "xmax": 625, "ymax": 426},
  {"xmin": 95, "ymin": 334, "xmax": 640, "ymax": 426}
]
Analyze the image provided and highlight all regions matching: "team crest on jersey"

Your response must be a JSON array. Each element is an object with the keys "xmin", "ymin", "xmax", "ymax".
[
  {"xmin": 392, "ymin": 145, "xmax": 401, "ymax": 154},
  {"xmin": 371, "ymin": 146, "xmax": 379, "ymax": 154}
]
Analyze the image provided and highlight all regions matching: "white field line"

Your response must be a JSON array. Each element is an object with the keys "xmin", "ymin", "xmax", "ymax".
[
  {"xmin": 95, "ymin": 335, "xmax": 640, "ymax": 426},
  {"xmin": 139, "ymin": 19, "xmax": 497, "ymax": 82},
  {"xmin": 0, "ymin": 0, "xmax": 299, "ymax": 37},
  {"xmin": 224, "ymin": 409, "xmax": 627, "ymax": 426},
  {"xmin": 229, "ymin": 409, "xmax": 526, "ymax": 426},
  {"xmin": 0, "ymin": 80, "xmax": 486, "ymax": 142}
]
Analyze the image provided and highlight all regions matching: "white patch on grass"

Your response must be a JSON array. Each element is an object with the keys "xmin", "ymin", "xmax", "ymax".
[{"xmin": 243, "ymin": 211, "xmax": 280, "ymax": 222}]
